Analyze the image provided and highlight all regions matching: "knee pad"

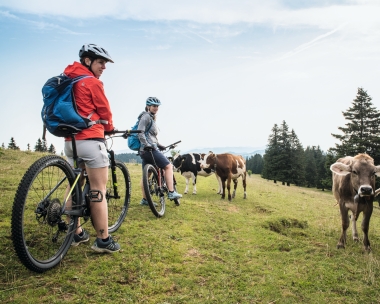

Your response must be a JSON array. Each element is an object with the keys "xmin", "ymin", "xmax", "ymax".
[{"xmin": 88, "ymin": 190, "xmax": 103, "ymax": 202}]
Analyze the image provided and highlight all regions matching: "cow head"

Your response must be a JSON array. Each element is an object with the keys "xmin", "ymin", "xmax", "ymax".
[
  {"xmin": 172, "ymin": 154, "xmax": 184, "ymax": 172},
  {"xmin": 199, "ymin": 152, "xmax": 216, "ymax": 169},
  {"xmin": 330, "ymin": 153, "xmax": 380, "ymax": 197}
]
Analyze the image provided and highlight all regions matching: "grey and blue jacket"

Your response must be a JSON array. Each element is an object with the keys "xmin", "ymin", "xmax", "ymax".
[{"xmin": 137, "ymin": 111, "xmax": 160, "ymax": 152}]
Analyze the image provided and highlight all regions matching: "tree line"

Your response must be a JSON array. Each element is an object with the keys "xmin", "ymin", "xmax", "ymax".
[
  {"xmin": 3, "ymin": 137, "xmax": 142, "ymax": 161},
  {"xmin": 246, "ymin": 87, "xmax": 380, "ymax": 190},
  {"xmin": 3, "ymin": 137, "xmax": 57, "ymax": 154}
]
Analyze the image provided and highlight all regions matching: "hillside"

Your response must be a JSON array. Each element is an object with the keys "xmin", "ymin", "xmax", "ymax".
[{"xmin": 1, "ymin": 149, "xmax": 380, "ymax": 303}]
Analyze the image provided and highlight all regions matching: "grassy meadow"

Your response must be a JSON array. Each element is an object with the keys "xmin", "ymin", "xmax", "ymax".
[{"xmin": 1, "ymin": 149, "xmax": 380, "ymax": 303}]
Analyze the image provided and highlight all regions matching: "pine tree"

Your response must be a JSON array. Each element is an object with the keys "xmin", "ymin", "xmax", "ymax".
[
  {"xmin": 1, "ymin": 143, "xmax": 5, "ymax": 149},
  {"xmin": 262, "ymin": 124, "xmax": 280, "ymax": 182},
  {"xmin": 48, "ymin": 144, "xmax": 56, "ymax": 154},
  {"xmin": 276, "ymin": 121, "xmax": 292, "ymax": 185},
  {"xmin": 304, "ymin": 146, "xmax": 317, "ymax": 187},
  {"xmin": 321, "ymin": 149, "xmax": 338, "ymax": 190},
  {"xmin": 331, "ymin": 87, "xmax": 380, "ymax": 163},
  {"xmin": 34, "ymin": 138, "xmax": 44, "ymax": 152},
  {"xmin": 246, "ymin": 154, "xmax": 264, "ymax": 174},
  {"xmin": 27, "ymin": 143, "xmax": 30, "ymax": 151},
  {"xmin": 42, "ymin": 139, "xmax": 48, "ymax": 152},
  {"xmin": 288, "ymin": 129, "xmax": 305, "ymax": 186},
  {"xmin": 8, "ymin": 137, "xmax": 20, "ymax": 150},
  {"xmin": 314, "ymin": 146, "xmax": 328, "ymax": 190}
]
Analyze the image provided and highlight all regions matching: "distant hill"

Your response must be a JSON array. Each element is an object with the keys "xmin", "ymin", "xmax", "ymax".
[
  {"xmin": 183, "ymin": 146, "xmax": 266, "ymax": 158},
  {"xmin": 115, "ymin": 146, "xmax": 266, "ymax": 159}
]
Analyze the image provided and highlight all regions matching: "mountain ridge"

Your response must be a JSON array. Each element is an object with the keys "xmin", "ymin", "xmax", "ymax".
[{"xmin": 115, "ymin": 146, "xmax": 266, "ymax": 157}]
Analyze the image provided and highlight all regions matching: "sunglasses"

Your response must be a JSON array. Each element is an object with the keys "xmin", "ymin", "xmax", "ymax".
[{"xmin": 150, "ymin": 105, "xmax": 159, "ymax": 108}]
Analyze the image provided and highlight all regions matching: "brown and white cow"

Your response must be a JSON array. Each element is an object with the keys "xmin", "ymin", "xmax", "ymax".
[
  {"xmin": 199, "ymin": 152, "xmax": 247, "ymax": 201},
  {"xmin": 330, "ymin": 153, "xmax": 380, "ymax": 251}
]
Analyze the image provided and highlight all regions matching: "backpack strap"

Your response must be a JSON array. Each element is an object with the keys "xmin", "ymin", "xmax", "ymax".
[
  {"xmin": 87, "ymin": 111, "xmax": 108, "ymax": 126},
  {"xmin": 72, "ymin": 75, "xmax": 109, "ymax": 126},
  {"xmin": 146, "ymin": 117, "xmax": 153, "ymax": 132}
]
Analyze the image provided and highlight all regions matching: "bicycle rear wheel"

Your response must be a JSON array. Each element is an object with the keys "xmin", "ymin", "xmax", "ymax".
[
  {"xmin": 106, "ymin": 160, "xmax": 131, "ymax": 233},
  {"xmin": 143, "ymin": 164, "xmax": 165, "ymax": 217},
  {"xmin": 11, "ymin": 155, "xmax": 78, "ymax": 273}
]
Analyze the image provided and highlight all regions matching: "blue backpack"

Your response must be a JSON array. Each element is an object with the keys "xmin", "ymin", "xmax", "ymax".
[
  {"xmin": 127, "ymin": 114, "xmax": 153, "ymax": 151},
  {"xmin": 41, "ymin": 74, "xmax": 107, "ymax": 137}
]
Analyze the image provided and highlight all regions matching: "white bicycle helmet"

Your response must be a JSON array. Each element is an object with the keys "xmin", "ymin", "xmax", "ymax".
[
  {"xmin": 146, "ymin": 97, "xmax": 161, "ymax": 106},
  {"xmin": 79, "ymin": 44, "xmax": 114, "ymax": 63}
]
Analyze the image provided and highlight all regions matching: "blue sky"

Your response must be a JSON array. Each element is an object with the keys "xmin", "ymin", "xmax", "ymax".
[{"xmin": 1, "ymin": 0, "xmax": 380, "ymax": 154}]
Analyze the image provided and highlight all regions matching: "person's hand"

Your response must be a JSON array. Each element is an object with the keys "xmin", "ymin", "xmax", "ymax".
[
  {"xmin": 144, "ymin": 146, "xmax": 154, "ymax": 151},
  {"xmin": 157, "ymin": 144, "xmax": 166, "ymax": 151}
]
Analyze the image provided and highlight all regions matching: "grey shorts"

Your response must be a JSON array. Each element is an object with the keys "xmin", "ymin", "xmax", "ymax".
[{"xmin": 64, "ymin": 140, "xmax": 109, "ymax": 169}]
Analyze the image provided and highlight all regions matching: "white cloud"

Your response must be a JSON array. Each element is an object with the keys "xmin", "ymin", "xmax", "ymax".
[
  {"xmin": 0, "ymin": 9, "xmax": 86, "ymax": 35},
  {"xmin": 0, "ymin": 1, "xmax": 376, "ymax": 27},
  {"xmin": 1, "ymin": 1, "xmax": 380, "ymax": 42},
  {"xmin": 278, "ymin": 23, "xmax": 347, "ymax": 61}
]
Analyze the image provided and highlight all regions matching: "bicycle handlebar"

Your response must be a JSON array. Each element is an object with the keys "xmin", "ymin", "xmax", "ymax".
[
  {"xmin": 165, "ymin": 140, "xmax": 181, "ymax": 150},
  {"xmin": 105, "ymin": 129, "xmax": 143, "ymax": 138}
]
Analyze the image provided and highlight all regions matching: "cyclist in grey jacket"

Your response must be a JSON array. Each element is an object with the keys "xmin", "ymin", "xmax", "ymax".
[
  {"xmin": 137, "ymin": 110, "xmax": 159, "ymax": 151},
  {"xmin": 138, "ymin": 97, "xmax": 182, "ymax": 205}
]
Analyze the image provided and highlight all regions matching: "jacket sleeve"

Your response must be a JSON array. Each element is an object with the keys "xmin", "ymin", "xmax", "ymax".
[{"xmin": 88, "ymin": 79, "xmax": 114, "ymax": 131}]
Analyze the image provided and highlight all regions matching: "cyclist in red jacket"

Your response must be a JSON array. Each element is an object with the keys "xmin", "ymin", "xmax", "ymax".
[{"xmin": 64, "ymin": 44, "xmax": 120, "ymax": 253}]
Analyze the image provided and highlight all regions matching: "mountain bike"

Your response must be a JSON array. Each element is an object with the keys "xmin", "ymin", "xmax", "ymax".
[
  {"xmin": 142, "ymin": 141, "xmax": 181, "ymax": 218},
  {"xmin": 11, "ymin": 128, "xmax": 141, "ymax": 273}
]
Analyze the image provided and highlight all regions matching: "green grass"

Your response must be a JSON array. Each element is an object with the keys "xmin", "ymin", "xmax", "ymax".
[{"xmin": 1, "ymin": 149, "xmax": 380, "ymax": 303}]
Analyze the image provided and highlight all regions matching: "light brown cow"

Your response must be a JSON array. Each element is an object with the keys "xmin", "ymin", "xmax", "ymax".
[
  {"xmin": 199, "ymin": 152, "xmax": 247, "ymax": 201},
  {"xmin": 330, "ymin": 153, "xmax": 380, "ymax": 251}
]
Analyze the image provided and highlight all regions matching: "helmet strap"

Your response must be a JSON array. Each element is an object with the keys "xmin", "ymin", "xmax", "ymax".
[{"xmin": 81, "ymin": 57, "xmax": 96, "ymax": 75}]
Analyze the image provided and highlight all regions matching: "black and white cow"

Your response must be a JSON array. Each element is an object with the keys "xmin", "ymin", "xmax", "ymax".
[{"xmin": 172, "ymin": 153, "xmax": 222, "ymax": 194}]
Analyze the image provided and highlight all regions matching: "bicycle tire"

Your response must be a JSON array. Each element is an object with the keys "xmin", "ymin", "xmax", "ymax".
[
  {"xmin": 11, "ymin": 155, "xmax": 79, "ymax": 273},
  {"xmin": 143, "ymin": 164, "xmax": 165, "ymax": 217},
  {"xmin": 106, "ymin": 160, "xmax": 131, "ymax": 233}
]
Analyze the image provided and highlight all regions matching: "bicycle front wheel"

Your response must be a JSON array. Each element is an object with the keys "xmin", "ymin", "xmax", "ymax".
[
  {"xmin": 106, "ymin": 160, "xmax": 131, "ymax": 233},
  {"xmin": 143, "ymin": 164, "xmax": 165, "ymax": 217},
  {"xmin": 11, "ymin": 155, "xmax": 78, "ymax": 273}
]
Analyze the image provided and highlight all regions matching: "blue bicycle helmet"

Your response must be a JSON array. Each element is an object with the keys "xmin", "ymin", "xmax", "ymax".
[{"xmin": 146, "ymin": 97, "xmax": 161, "ymax": 106}]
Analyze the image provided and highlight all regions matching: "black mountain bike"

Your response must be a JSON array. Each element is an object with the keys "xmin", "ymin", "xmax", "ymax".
[
  {"xmin": 142, "ymin": 141, "xmax": 181, "ymax": 217},
  {"xmin": 11, "ymin": 128, "xmax": 141, "ymax": 273}
]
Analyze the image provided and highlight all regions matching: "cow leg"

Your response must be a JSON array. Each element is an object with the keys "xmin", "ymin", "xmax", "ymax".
[
  {"xmin": 361, "ymin": 202, "xmax": 373, "ymax": 251},
  {"xmin": 227, "ymin": 176, "xmax": 232, "ymax": 202},
  {"xmin": 337, "ymin": 203, "xmax": 349, "ymax": 249},
  {"xmin": 184, "ymin": 177, "xmax": 189, "ymax": 194},
  {"xmin": 351, "ymin": 211, "xmax": 359, "ymax": 243},
  {"xmin": 220, "ymin": 178, "xmax": 226, "ymax": 199},
  {"xmin": 242, "ymin": 173, "xmax": 247, "ymax": 199},
  {"xmin": 215, "ymin": 175, "xmax": 222, "ymax": 194},
  {"xmin": 232, "ymin": 179, "xmax": 237, "ymax": 199},
  {"xmin": 192, "ymin": 175, "xmax": 197, "ymax": 195}
]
